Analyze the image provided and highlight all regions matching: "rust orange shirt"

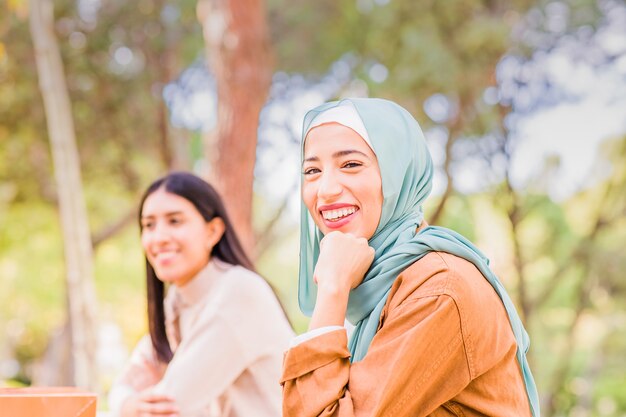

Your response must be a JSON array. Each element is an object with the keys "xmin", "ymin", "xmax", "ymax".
[{"xmin": 281, "ymin": 251, "xmax": 533, "ymax": 417}]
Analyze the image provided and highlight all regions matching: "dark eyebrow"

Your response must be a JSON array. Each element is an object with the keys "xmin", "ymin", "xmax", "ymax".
[
  {"xmin": 303, "ymin": 149, "xmax": 370, "ymax": 163},
  {"xmin": 140, "ymin": 211, "xmax": 184, "ymax": 220}
]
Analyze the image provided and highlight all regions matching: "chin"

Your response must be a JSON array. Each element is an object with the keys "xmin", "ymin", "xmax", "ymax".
[
  {"xmin": 154, "ymin": 270, "xmax": 179, "ymax": 283},
  {"xmin": 156, "ymin": 276, "xmax": 176, "ymax": 284}
]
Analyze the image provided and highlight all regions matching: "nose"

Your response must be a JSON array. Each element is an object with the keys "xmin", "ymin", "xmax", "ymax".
[
  {"xmin": 149, "ymin": 221, "xmax": 171, "ymax": 244},
  {"xmin": 317, "ymin": 170, "xmax": 342, "ymax": 200}
]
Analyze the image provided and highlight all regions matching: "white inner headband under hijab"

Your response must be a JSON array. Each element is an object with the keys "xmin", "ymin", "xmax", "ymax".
[{"xmin": 305, "ymin": 101, "xmax": 373, "ymax": 150}]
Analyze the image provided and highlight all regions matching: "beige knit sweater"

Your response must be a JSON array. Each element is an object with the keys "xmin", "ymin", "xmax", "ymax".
[{"xmin": 109, "ymin": 259, "xmax": 294, "ymax": 417}]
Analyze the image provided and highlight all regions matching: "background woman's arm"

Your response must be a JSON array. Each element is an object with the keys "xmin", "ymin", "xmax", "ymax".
[{"xmin": 108, "ymin": 335, "xmax": 170, "ymax": 417}]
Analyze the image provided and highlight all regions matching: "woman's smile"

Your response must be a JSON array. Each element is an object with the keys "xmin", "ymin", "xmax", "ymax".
[
  {"xmin": 302, "ymin": 123, "xmax": 383, "ymax": 239},
  {"xmin": 151, "ymin": 248, "xmax": 179, "ymax": 265},
  {"xmin": 319, "ymin": 203, "xmax": 360, "ymax": 229}
]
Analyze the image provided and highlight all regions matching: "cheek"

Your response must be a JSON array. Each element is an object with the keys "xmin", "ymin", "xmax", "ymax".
[
  {"xmin": 190, "ymin": 244, "xmax": 209, "ymax": 264},
  {"xmin": 140, "ymin": 233, "xmax": 151, "ymax": 252},
  {"xmin": 374, "ymin": 178, "xmax": 383, "ymax": 210},
  {"xmin": 363, "ymin": 174, "xmax": 383, "ymax": 216},
  {"xmin": 301, "ymin": 183, "xmax": 317, "ymax": 213}
]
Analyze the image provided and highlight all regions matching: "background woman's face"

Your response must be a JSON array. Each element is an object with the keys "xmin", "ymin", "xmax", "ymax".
[
  {"xmin": 140, "ymin": 189, "xmax": 212, "ymax": 286},
  {"xmin": 302, "ymin": 123, "xmax": 383, "ymax": 240}
]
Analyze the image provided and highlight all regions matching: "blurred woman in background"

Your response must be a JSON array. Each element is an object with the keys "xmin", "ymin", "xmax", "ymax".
[{"xmin": 109, "ymin": 171, "xmax": 293, "ymax": 417}]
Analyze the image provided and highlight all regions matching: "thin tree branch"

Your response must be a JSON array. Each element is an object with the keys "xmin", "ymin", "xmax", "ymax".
[
  {"xmin": 255, "ymin": 179, "xmax": 299, "ymax": 259},
  {"xmin": 92, "ymin": 207, "xmax": 137, "ymax": 248},
  {"xmin": 429, "ymin": 94, "xmax": 473, "ymax": 224},
  {"xmin": 532, "ymin": 179, "xmax": 615, "ymax": 308}
]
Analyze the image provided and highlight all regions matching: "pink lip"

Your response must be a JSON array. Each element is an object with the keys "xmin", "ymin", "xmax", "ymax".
[
  {"xmin": 318, "ymin": 203, "xmax": 359, "ymax": 230},
  {"xmin": 151, "ymin": 251, "xmax": 177, "ymax": 267},
  {"xmin": 157, "ymin": 258, "xmax": 174, "ymax": 267},
  {"xmin": 317, "ymin": 203, "xmax": 356, "ymax": 211},
  {"xmin": 322, "ymin": 213, "xmax": 357, "ymax": 229}
]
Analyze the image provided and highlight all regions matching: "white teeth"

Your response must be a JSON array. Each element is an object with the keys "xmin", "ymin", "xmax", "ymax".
[
  {"xmin": 155, "ymin": 251, "xmax": 176, "ymax": 259},
  {"xmin": 322, "ymin": 207, "xmax": 357, "ymax": 220}
]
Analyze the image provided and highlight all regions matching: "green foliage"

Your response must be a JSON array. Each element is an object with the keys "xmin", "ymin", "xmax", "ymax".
[
  {"xmin": 1, "ymin": 0, "xmax": 203, "ymax": 206},
  {"xmin": 1, "ymin": 0, "xmax": 625, "ymax": 415},
  {"xmin": 268, "ymin": 0, "xmax": 529, "ymax": 124},
  {"xmin": 257, "ymin": 230, "xmax": 309, "ymax": 334},
  {"xmin": 427, "ymin": 194, "xmax": 477, "ymax": 240},
  {"xmin": 1, "ymin": 201, "xmax": 65, "ymax": 383},
  {"xmin": 93, "ymin": 228, "xmax": 148, "ymax": 347}
]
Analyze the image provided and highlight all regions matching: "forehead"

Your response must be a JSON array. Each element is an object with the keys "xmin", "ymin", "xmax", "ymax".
[
  {"xmin": 303, "ymin": 123, "xmax": 374, "ymax": 157},
  {"xmin": 141, "ymin": 189, "xmax": 196, "ymax": 216}
]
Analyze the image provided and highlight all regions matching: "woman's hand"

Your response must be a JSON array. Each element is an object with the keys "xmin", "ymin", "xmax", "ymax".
[
  {"xmin": 120, "ymin": 392, "xmax": 179, "ymax": 417},
  {"xmin": 315, "ymin": 231, "xmax": 375, "ymax": 292},
  {"xmin": 309, "ymin": 231, "xmax": 375, "ymax": 330}
]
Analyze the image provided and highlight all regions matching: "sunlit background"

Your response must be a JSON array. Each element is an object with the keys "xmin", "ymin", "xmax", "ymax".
[{"xmin": 1, "ymin": 0, "xmax": 625, "ymax": 415}]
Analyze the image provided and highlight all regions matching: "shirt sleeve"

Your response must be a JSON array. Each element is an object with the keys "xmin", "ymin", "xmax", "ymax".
[
  {"xmin": 289, "ymin": 326, "xmax": 346, "ymax": 348},
  {"xmin": 280, "ymin": 293, "xmax": 472, "ymax": 417}
]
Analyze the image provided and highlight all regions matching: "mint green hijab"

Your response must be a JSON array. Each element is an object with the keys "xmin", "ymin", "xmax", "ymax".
[{"xmin": 298, "ymin": 98, "xmax": 540, "ymax": 416}]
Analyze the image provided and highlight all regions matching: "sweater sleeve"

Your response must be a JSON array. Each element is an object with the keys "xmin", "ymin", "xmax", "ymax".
[
  {"xmin": 107, "ymin": 335, "xmax": 165, "ymax": 416},
  {"xmin": 149, "ymin": 308, "xmax": 252, "ymax": 416},
  {"xmin": 281, "ymin": 292, "xmax": 471, "ymax": 417},
  {"xmin": 150, "ymin": 269, "xmax": 286, "ymax": 416}
]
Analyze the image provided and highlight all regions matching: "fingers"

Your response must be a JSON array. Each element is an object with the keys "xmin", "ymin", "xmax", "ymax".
[
  {"xmin": 320, "ymin": 231, "xmax": 373, "ymax": 260},
  {"xmin": 315, "ymin": 231, "xmax": 375, "ymax": 291},
  {"xmin": 320, "ymin": 230, "xmax": 368, "ymax": 246},
  {"xmin": 138, "ymin": 393, "xmax": 176, "ymax": 403},
  {"xmin": 136, "ymin": 393, "xmax": 179, "ymax": 416},
  {"xmin": 137, "ymin": 404, "xmax": 179, "ymax": 416}
]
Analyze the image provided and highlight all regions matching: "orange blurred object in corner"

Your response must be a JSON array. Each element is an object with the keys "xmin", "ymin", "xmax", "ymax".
[{"xmin": 0, "ymin": 386, "xmax": 97, "ymax": 417}]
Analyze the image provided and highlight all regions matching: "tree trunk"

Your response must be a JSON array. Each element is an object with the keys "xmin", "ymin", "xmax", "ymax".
[
  {"xmin": 29, "ymin": 0, "xmax": 99, "ymax": 391},
  {"xmin": 197, "ymin": 0, "xmax": 273, "ymax": 257}
]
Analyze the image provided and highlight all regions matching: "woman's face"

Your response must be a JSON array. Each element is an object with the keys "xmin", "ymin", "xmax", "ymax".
[
  {"xmin": 140, "ymin": 189, "xmax": 218, "ymax": 287},
  {"xmin": 302, "ymin": 123, "xmax": 383, "ymax": 239}
]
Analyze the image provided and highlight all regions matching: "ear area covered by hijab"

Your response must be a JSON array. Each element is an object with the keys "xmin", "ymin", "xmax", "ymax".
[{"xmin": 297, "ymin": 98, "xmax": 541, "ymax": 417}]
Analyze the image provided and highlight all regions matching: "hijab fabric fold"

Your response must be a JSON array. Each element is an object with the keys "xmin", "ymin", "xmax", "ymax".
[{"xmin": 298, "ymin": 98, "xmax": 540, "ymax": 417}]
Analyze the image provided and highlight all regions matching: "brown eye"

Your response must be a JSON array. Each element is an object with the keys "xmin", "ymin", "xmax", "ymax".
[
  {"xmin": 303, "ymin": 167, "xmax": 321, "ymax": 175},
  {"xmin": 141, "ymin": 220, "xmax": 154, "ymax": 230}
]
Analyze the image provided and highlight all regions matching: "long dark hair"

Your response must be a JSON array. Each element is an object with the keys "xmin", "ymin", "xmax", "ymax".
[{"xmin": 138, "ymin": 171, "xmax": 258, "ymax": 363}]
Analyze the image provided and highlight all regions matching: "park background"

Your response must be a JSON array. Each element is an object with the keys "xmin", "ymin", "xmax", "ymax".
[{"xmin": 1, "ymin": 0, "xmax": 625, "ymax": 415}]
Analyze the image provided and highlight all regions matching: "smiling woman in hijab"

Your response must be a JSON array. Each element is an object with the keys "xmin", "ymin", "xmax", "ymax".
[{"xmin": 280, "ymin": 98, "xmax": 540, "ymax": 417}]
